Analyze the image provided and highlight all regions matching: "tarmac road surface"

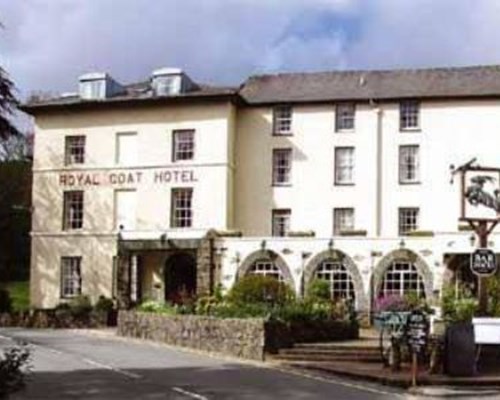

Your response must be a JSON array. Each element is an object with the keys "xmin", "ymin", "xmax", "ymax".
[{"xmin": 0, "ymin": 328, "xmax": 444, "ymax": 399}]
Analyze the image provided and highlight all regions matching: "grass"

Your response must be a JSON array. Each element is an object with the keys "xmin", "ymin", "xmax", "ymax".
[{"xmin": 0, "ymin": 281, "xmax": 29, "ymax": 312}]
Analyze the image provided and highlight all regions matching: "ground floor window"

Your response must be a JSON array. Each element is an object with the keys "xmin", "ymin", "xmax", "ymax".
[
  {"xmin": 247, "ymin": 260, "xmax": 283, "ymax": 282},
  {"xmin": 380, "ymin": 261, "xmax": 425, "ymax": 298},
  {"xmin": 61, "ymin": 257, "xmax": 82, "ymax": 298},
  {"xmin": 315, "ymin": 260, "xmax": 355, "ymax": 301}
]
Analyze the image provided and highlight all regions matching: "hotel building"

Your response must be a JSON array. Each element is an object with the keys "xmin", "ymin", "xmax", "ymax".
[{"xmin": 23, "ymin": 65, "xmax": 500, "ymax": 316}]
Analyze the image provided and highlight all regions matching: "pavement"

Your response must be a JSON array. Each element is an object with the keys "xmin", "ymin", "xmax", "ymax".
[{"xmin": 0, "ymin": 328, "xmax": 497, "ymax": 399}]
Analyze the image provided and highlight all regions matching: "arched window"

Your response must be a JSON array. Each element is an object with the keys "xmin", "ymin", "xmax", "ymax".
[
  {"xmin": 315, "ymin": 260, "xmax": 355, "ymax": 301},
  {"xmin": 247, "ymin": 259, "xmax": 283, "ymax": 282},
  {"xmin": 380, "ymin": 261, "xmax": 425, "ymax": 298}
]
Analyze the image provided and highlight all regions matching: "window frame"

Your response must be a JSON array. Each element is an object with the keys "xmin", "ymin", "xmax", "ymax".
[
  {"xmin": 380, "ymin": 261, "xmax": 425, "ymax": 298},
  {"xmin": 64, "ymin": 135, "xmax": 86, "ymax": 166},
  {"xmin": 400, "ymin": 100, "xmax": 421, "ymax": 131},
  {"xmin": 315, "ymin": 260, "xmax": 356, "ymax": 301},
  {"xmin": 170, "ymin": 187, "xmax": 193, "ymax": 228},
  {"xmin": 399, "ymin": 145, "xmax": 420, "ymax": 184},
  {"xmin": 115, "ymin": 131, "xmax": 138, "ymax": 166},
  {"xmin": 172, "ymin": 129, "xmax": 195, "ymax": 162},
  {"xmin": 62, "ymin": 190, "xmax": 84, "ymax": 231},
  {"xmin": 272, "ymin": 148, "xmax": 292, "ymax": 186},
  {"xmin": 60, "ymin": 256, "xmax": 82, "ymax": 299},
  {"xmin": 335, "ymin": 103, "xmax": 356, "ymax": 132},
  {"xmin": 272, "ymin": 208, "xmax": 291, "ymax": 237},
  {"xmin": 334, "ymin": 147, "xmax": 355, "ymax": 185},
  {"xmin": 333, "ymin": 208, "xmax": 355, "ymax": 235},
  {"xmin": 272, "ymin": 105, "xmax": 293, "ymax": 136},
  {"xmin": 247, "ymin": 259, "xmax": 284, "ymax": 282},
  {"xmin": 398, "ymin": 207, "xmax": 419, "ymax": 236}
]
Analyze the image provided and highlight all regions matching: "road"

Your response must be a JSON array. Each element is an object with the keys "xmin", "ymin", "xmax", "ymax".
[{"xmin": 0, "ymin": 328, "xmax": 418, "ymax": 399}]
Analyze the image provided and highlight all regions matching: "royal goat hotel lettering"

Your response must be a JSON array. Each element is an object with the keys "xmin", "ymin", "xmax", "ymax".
[{"xmin": 59, "ymin": 169, "xmax": 197, "ymax": 187}]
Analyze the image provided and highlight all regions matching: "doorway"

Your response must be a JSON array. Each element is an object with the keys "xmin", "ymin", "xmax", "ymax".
[{"xmin": 164, "ymin": 252, "xmax": 197, "ymax": 303}]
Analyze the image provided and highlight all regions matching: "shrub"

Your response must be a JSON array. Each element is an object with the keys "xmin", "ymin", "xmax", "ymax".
[
  {"xmin": 306, "ymin": 279, "xmax": 330, "ymax": 303},
  {"xmin": 68, "ymin": 295, "xmax": 93, "ymax": 317},
  {"xmin": 136, "ymin": 300, "xmax": 178, "ymax": 315},
  {"xmin": 0, "ymin": 345, "xmax": 31, "ymax": 397},
  {"xmin": 0, "ymin": 290, "xmax": 12, "ymax": 313},
  {"xmin": 94, "ymin": 296, "xmax": 114, "ymax": 313},
  {"xmin": 227, "ymin": 275, "xmax": 295, "ymax": 306},
  {"xmin": 487, "ymin": 274, "xmax": 500, "ymax": 317},
  {"xmin": 441, "ymin": 283, "xmax": 478, "ymax": 323}
]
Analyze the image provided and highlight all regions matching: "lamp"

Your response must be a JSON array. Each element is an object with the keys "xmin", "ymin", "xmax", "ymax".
[
  {"xmin": 469, "ymin": 234, "xmax": 476, "ymax": 247},
  {"xmin": 399, "ymin": 239, "xmax": 406, "ymax": 249}
]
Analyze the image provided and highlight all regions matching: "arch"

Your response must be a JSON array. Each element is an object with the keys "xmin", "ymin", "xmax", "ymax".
[
  {"xmin": 373, "ymin": 249, "xmax": 433, "ymax": 300},
  {"xmin": 304, "ymin": 250, "xmax": 368, "ymax": 311},
  {"xmin": 237, "ymin": 250, "xmax": 295, "ymax": 288}
]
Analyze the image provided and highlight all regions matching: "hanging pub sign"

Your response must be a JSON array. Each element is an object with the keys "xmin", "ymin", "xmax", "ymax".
[
  {"xmin": 406, "ymin": 310, "xmax": 429, "ymax": 355},
  {"xmin": 471, "ymin": 248, "xmax": 497, "ymax": 276}
]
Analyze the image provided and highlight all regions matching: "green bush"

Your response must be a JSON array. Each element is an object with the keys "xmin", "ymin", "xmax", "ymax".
[
  {"xmin": 227, "ymin": 275, "xmax": 295, "ymax": 306},
  {"xmin": 0, "ymin": 345, "xmax": 31, "ymax": 397},
  {"xmin": 94, "ymin": 296, "xmax": 114, "ymax": 313},
  {"xmin": 0, "ymin": 290, "xmax": 12, "ymax": 313},
  {"xmin": 487, "ymin": 274, "xmax": 500, "ymax": 317},
  {"xmin": 68, "ymin": 295, "xmax": 93, "ymax": 317},
  {"xmin": 306, "ymin": 279, "xmax": 330, "ymax": 303},
  {"xmin": 136, "ymin": 300, "xmax": 178, "ymax": 315},
  {"xmin": 441, "ymin": 283, "xmax": 478, "ymax": 323}
]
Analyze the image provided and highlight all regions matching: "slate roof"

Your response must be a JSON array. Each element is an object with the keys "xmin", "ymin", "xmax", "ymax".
[
  {"xmin": 23, "ymin": 80, "xmax": 236, "ymax": 112},
  {"xmin": 239, "ymin": 65, "xmax": 500, "ymax": 104},
  {"xmin": 23, "ymin": 65, "xmax": 500, "ymax": 112}
]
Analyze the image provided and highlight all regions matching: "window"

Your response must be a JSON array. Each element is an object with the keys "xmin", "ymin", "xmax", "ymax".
[
  {"xmin": 335, "ymin": 103, "xmax": 355, "ymax": 132},
  {"xmin": 400, "ymin": 100, "xmax": 420, "ymax": 130},
  {"xmin": 80, "ymin": 80, "xmax": 105, "ymax": 100},
  {"xmin": 61, "ymin": 257, "xmax": 82, "ymax": 298},
  {"xmin": 272, "ymin": 209, "xmax": 291, "ymax": 237},
  {"xmin": 334, "ymin": 147, "xmax": 355, "ymax": 185},
  {"xmin": 399, "ymin": 145, "xmax": 420, "ymax": 183},
  {"xmin": 116, "ymin": 132, "xmax": 138, "ymax": 165},
  {"xmin": 64, "ymin": 136, "xmax": 86, "ymax": 165},
  {"xmin": 380, "ymin": 261, "xmax": 425, "ymax": 298},
  {"xmin": 63, "ymin": 191, "xmax": 84, "ymax": 230},
  {"xmin": 333, "ymin": 208, "xmax": 355, "ymax": 235},
  {"xmin": 273, "ymin": 106, "xmax": 292, "ymax": 135},
  {"xmin": 171, "ymin": 188, "xmax": 193, "ymax": 228},
  {"xmin": 272, "ymin": 148, "xmax": 292, "ymax": 185},
  {"xmin": 247, "ymin": 260, "xmax": 283, "ymax": 282},
  {"xmin": 399, "ymin": 207, "xmax": 419, "ymax": 236},
  {"xmin": 172, "ymin": 130, "xmax": 195, "ymax": 161},
  {"xmin": 315, "ymin": 260, "xmax": 355, "ymax": 301},
  {"xmin": 114, "ymin": 190, "xmax": 137, "ymax": 230},
  {"xmin": 153, "ymin": 76, "xmax": 177, "ymax": 96}
]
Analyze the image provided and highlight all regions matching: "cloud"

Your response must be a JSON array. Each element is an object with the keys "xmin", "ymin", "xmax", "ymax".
[{"xmin": 2, "ymin": 0, "xmax": 500, "ymax": 100}]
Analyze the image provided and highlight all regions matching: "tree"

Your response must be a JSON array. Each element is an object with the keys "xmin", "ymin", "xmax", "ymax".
[{"xmin": 0, "ymin": 66, "xmax": 20, "ymax": 139}]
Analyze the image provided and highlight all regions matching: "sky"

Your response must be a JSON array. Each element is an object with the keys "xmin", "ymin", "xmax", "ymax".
[{"xmin": 2, "ymin": 0, "xmax": 500, "ymax": 99}]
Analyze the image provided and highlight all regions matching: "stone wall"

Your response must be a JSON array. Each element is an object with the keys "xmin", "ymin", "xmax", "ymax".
[
  {"xmin": 0, "ymin": 310, "xmax": 110, "ymax": 329},
  {"xmin": 117, "ymin": 310, "xmax": 266, "ymax": 360}
]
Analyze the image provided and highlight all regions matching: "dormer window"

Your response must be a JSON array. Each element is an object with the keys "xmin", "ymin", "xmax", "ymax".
[
  {"xmin": 152, "ymin": 68, "xmax": 195, "ymax": 96},
  {"xmin": 78, "ymin": 72, "xmax": 123, "ymax": 100}
]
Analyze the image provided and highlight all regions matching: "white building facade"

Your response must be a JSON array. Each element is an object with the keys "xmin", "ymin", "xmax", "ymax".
[{"xmin": 24, "ymin": 65, "xmax": 500, "ymax": 317}]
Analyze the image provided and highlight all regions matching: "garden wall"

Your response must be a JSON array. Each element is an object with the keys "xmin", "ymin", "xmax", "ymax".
[
  {"xmin": 117, "ymin": 311, "xmax": 359, "ymax": 360},
  {"xmin": 0, "ymin": 310, "xmax": 111, "ymax": 329},
  {"xmin": 118, "ymin": 311, "xmax": 266, "ymax": 360}
]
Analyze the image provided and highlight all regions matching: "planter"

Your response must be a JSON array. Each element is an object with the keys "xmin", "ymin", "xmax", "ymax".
[
  {"xmin": 444, "ymin": 322, "xmax": 476, "ymax": 377},
  {"xmin": 473, "ymin": 318, "xmax": 500, "ymax": 344}
]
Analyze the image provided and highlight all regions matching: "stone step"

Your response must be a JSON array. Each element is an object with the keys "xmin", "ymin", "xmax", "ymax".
[
  {"xmin": 292, "ymin": 341, "xmax": 381, "ymax": 352},
  {"xmin": 279, "ymin": 348, "xmax": 380, "ymax": 357},
  {"xmin": 273, "ymin": 353, "xmax": 382, "ymax": 363}
]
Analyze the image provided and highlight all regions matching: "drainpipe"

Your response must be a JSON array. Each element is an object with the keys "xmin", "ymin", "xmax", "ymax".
[
  {"xmin": 209, "ymin": 237, "xmax": 215, "ymax": 295},
  {"xmin": 374, "ymin": 104, "xmax": 384, "ymax": 237}
]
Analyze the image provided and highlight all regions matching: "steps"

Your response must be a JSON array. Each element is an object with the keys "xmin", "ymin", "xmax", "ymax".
[{"xmin": 273, "ymin": 336, "xmax": 384, "ymax": 364}]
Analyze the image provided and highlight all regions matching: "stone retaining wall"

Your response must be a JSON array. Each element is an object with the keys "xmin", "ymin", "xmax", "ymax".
[
  {"xmin": 117, "ymin": 311, "xmax": 266, "ymax": 360},
  {"xmin": 0, "ymin": 310, "xmax": 111, "ymax": 329}
]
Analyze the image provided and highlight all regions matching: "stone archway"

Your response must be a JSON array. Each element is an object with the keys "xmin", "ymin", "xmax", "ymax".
[
  {"xmin": 373, "ymin": 249, "xmax": 433, "ymax": 300},
  {"xmin": 164, "ymin": 252, "xmax": 197, "ymax": 303},
  {"xmin": 303, "ymin": 249, "xmax": 368, "ymax": 311},
  {"xmin": 237, "ymin": 249, "xmax": 295, "ymax": 289}
]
